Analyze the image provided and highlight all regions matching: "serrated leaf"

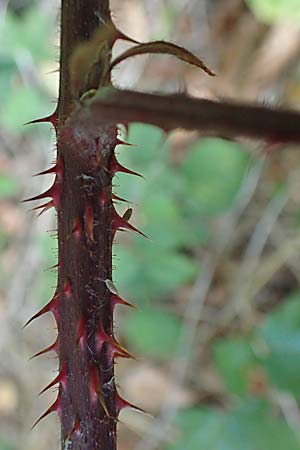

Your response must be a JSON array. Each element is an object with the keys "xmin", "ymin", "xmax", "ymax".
[{"xmin": 110, "ymin": 41, "xmax": 215, "ymax": 76}]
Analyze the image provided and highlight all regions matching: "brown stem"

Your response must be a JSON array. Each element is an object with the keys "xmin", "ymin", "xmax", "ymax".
[
  {"xmin": 80, "ymin": 87, "xmax": 300, "ymax": 144},
  {"xmin": 56, "ymin": 1, "xmax": 118, "ymax": 449},
  {"xmin": 59, "ymin": 0, "xmax": 111, "ymax": 117}
]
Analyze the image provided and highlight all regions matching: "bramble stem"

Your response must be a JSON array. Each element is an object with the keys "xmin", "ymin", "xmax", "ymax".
[{"xmin": 57, "ymin": 1, "xmax": 117, "ymax": 449}]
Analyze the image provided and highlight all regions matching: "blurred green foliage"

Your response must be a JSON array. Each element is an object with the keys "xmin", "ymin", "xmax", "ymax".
[
  {"xmin": 258, "ymin": 294, "xmax": 300, "ymax": 395},
  {"xmin": 114, "ymin": 126, "xmax": 250, "ymax": 307},
  {"xmin": 0, "ymin": 6, "xmax": 54, "ymax": 130},
  {"xmin": 124, "ymin": 307, "xmax": 182, "ymax": 358},
  {"xmin": 112, "ymin": 124, "xmax": 300, "ymax": 450},
  {"xmin": 246, "ymin": 0, "xmax": 300, "ymax": 23},
  {"xmin": 0, "ymin": 439, "xmax": 17, "ymax": 450},
  {"xmin": 0, "ymin": 174, "xmax": 17, "ymax": 198},
  {"xmin": 213, "ymin": 295, "xmax": 300, "ymax": 398},
  {"xmin": 168, "ymin": 400, "xmax": 300, "ymax": 450},
  {"xmin": 167, "ymin": 294, "xmax": 300, "ymax": 450}
]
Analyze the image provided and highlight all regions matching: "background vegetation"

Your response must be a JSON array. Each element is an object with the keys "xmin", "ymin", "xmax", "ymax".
[{"xmin": 1, "ymin": 0, "xmax": 300, "ymax": 449}]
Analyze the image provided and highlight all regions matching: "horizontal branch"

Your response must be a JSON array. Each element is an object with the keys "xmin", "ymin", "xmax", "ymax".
[{"xmin": 74, "ymin": 87, "xmax": 300, "ymax": 144}]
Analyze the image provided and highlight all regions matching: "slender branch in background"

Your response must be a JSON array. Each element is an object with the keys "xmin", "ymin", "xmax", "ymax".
[{"xmin": 227, "ymin": 188, "xmax": 289, "ymax": 323}]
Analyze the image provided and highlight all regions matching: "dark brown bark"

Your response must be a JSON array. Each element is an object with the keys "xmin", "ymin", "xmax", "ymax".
[{"xmin": 56, "ymin": 1, "xmax": 118, "ymax": 449}]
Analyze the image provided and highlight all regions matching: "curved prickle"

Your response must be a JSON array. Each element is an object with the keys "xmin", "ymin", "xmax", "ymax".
[
  {"xmin": 110, "ymin": 151, "xmax": 143, "ymax": 178},
  {"xmin": 31, "ymin": 393, "xmax": 61, "ymax": 429},
  {"xmin": 29, "ymin": 337, "xmax": 59, "ymax": 360},
  {"xmin": 24, "ymin": 292, "xmax": 60, "ymax": 328},
  {"xmin": 39, "ymin": 361, "xmax": 68, "ymax": 395},
  {"xmin": 111, "ymin": 206, "xmax": 148, "ymax": 239}
]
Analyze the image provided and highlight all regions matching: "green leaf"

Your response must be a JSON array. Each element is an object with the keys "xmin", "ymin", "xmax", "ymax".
[
  {"xmin": 1, "ymin": 8, "xmax": 54, "ymax": 61},
  {"xmin": 213, "ymin": 338, "xmax": 257, "ymax": 397},
  {"xmin": 246, "ymin": 0, "xmax": 300, "ymax": 23},
  {"xmin": 142, "ymin": 193, "xmax": 186, "ymax": 249},
  {"xmin": 0, "ymin": 7, "xmax": 54, "ymax": 133},
  {"xmin": 167, "ymin": 401, "xmax": 300, "ymax": 450},
  {"xmin": 117, "ymin": 123, "xmax": 165, "ymax": 171},
  {"xmin": 114, "ymin": 245, "xmax": 198, "ymax": 302},
  {"xmin": 34, "ymin": 234, "xmax": 58, "ymax": 305},
  {"xmin": 181, "ymin": 138, "xmax": 249, "ymax": 216},
  {"xmin": 123, "ymin": 307, "xmax": 182, "ymax": 358},
  {"xmin": 257, "ymin": 293, "xmax": 300, "ymax": 395},
  {"xmin": 0, "ymin": 174, "xmax": 17, "ymax": 198},
  {"xmin": 222, "ymin": 400, "xmax": 300, "ymax": 450},
  {"xmin": 0, "ymin": 437, "xmax": 17, "ymax": 450},
  {"xmin": 167, "ymin": 408, "xmax": 224, "ymax": 450}
]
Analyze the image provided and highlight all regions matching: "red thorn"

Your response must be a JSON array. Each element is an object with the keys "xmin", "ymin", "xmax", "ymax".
[
  {"xmin": 115, "ymin": 30, "xmax": 140, "ymax": 45},
  {"xmin": 31, "ymin": 393, "xmax": 61, "ymax": 430},
  {"xmin": 116, "ymin": 139, "xmax": 136, "ymax": 147},
  {"xmin": 89, "ymin": 365, "xmax": 100, "ymax": 405},
  {"xmin": 110, "ymin": 152, "xmax": 143, "ymax": 178},
  {"xmin": 115, "ymin": 391, "xmax": 146, "ymax": 416},
  {"xmin": 29, "ymin": 337, "xmax": 59, "ymax": 360},
  {"xmin": 71, "ymin": 217, "xmax": 82, "ymax": 240},
  {"xmin": 33, "ymin": 158, "xmax": 63, "ymax": 180},
  {"xmin": 111, "ymin": 294, "xmax": 136, "ymax": 311},
  {"xmin": 23, "ymin": 292, "xmax": 60, "ymax": 328},
  {"xmin": 25, "ymin": 111, "xmax": 58, "ymax": 128},
  {"xmin": 99, "ymin": 190, "xmax": 110, "ymax": 207},
  {"xmin": 109, "ymin": 345, "xmax": 135, "ymax": 360},
  {"xmin": 30, "ymin": 200, "xmax": 54, "ymax": 216},
  {"xmin": 63, "ymin": 278, "xmax": 72, "ymax": 298},
  {"xmin": 112, "ymin": 207, "xmax": 148, "ymax": 239},
  {"xmin": 22, "ymin": 178, "xmax": 61, "ymax": 210},
  {"xmin": 95, "ymin": 323, "xmax": 134, "ymax": 360},
  {"xmin": 88, "ymin": 366, "xmax": 110, "ymax": 416},
  {"xmin": 76, "ymin": 315, "xmax": 87, "ymax": 350},
  {"xmin": 112, "ymin": 193, "xmax": 129, "ymax": 203},
  {"xmin": 95, "ymin": 323, "xmax": 112, "ymax": 353},
  {"xmin": 39, "ymin": 361, "xmax": 68, "ymax": 395},
  {"xmin": 66, "ymin": 417, "xmax": 80, "ymax": 441},
  {"xmin": 33, "ymin": 165, "xmax": 57, "ymax": 177},
  {"xmin": 22, "ymin": 186, "xmax": 54, "ymax": 203},
  {"xmin": 47, "ymin": 262, "xmax": 61, "ymax": 271},
  {"xmin": 85, "ymin": 204, "xmax": 95, "ymax": 243}
]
